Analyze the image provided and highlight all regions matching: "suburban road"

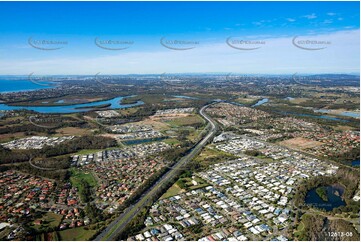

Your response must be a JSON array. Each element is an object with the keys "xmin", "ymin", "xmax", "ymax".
[{"xmin": 94, "ymin": 103, "xmax": 218, "ymax": 241}]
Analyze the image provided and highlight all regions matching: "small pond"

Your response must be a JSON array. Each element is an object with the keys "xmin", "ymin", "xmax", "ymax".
[{"xmin": 305, "ymin": 185, "xmax": 346, "ymax": 211}]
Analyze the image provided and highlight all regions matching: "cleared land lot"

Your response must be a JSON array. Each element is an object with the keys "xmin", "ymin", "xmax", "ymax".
[
  {"xmin": 279, "ymin": 137, "xmax": 323, "ymax": 150},
  {"xmin": 56, "ymin": 127, "xmax": 92, "ymax": 136},
  {"xmin": 58, "ymin": 227, "xmax": 97, "ymax": 241},
  {"xmin": 133, "ymin": 118, "xmax": 170, "ymax": 130}
]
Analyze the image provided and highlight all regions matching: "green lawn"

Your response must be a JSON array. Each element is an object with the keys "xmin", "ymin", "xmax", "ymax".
[
  {"xmin": 294, "ymin": 214, "xmax": 311, "ymax": 239},
  {"xmin": 188, "ymin": 183, "xmax": 209, "ymax": 190},
  {"xmin": 184, "ymin": 177, "xmax": 209, "ymax": 190},
  {"xmin": 160, "ymin": 183, "xmax": 184, "ymax": 199},
  {"xmin": 194, "ymin": 146, "xmax": 238, "ymax": 168},
  {"xmin": 58, "ymin": 227, "xmax": 97, "ymax": 241},
  {"xmin": 74, "ymin": 149, "xmax": 104, "ymax": 155},
  {"xmin": 160, "ymin": 176, "xmax": 208, "ymax": 199},
  {"xmin": 295, "ymin": 221, "xmax": 305, "ymax": 232},
  {"xmin": 70, "ymin": 168, "xmax": 97, "ymax": 188},
  {"xmin": 166, "ymin": 115, "xmax": 204, "ymax": 127},
  {"xmin": 31, "ymin": 212, "xmax": 63, "ymax": 232},
  {"xmin": 163, "ymin": 138, "xmax": 181, "ymax": 146}
]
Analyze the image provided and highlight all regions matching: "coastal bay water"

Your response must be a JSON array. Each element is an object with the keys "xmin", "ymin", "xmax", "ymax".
[{"xmin": 0, "ymin": 79, "xmax": 54, "ymax": 93}]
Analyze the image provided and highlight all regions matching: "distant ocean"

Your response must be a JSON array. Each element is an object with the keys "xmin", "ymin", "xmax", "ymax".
[{"xmin": 0, "ymin": 79, "xmax": 54, "ymax": 93}]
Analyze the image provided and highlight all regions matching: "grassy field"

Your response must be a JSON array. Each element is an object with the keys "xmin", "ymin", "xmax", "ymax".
[
  {"xmin": 31, "ymin": 212, "xmax": 63, "ymax": 232},
  {"xmin": 117, "ymin": 107, "xmax": 140, "ymax": 116},
  {"xmin": 0, "ymin": 227, "xmax": 11, "ymax": 240},
  {"xmin": 160, "ymin": 176, "xmax": 209, "ymax": 200},
  {"xmin": 188, "ymin": 177, "xmax": 209, "ymax": 190},
  {"xmin": 333, "ymin": 125, "xmax": 358, "ymax": 131},
  {"xmin": 194, "ymin": 146, "xmax": 238, "ymax": 169},
  {"xmin": 167, "ymin": 115, "xmax": 204, "ymax": 127},
  {"xmin": 235, "ymin": 97, "xmax": 260, "ymax": 105},
  {"xmin": 70, "ymin": 168, "xmax": 97, "ymax": 188},
  {"xmin": 189, "ymin": 183, "xmax": 209, "ymax": 190},
  {"xmin": 58, "ymin": 227, "xmax": 97, "ymax": 241},
  {"xmin": 0, "ymin": 132, "xmax": 28, "ymax": 143},
  {"xmin": 73, "ymin": 149, "xmax": 104, "ymax": 155},
  {"xmin": 135, "ymin": 118, "xmax": 170, "ymax": 131},
  {"xmin": 294, "ymin": 221, "xmax": 305, "ymax": 237},
  {"xmin": 294, "ymin": 214, "xmax": 312, "ymax": 239},
  {"xmin": 122, "ymin": 94, "xmax": 166, "ymax": 105},
  {"xmin": 160, "ymin": 183, "xmax": 184, "ymax": 199},
  {"xmin": 187, "ymin": 128, "xmax": 205, "ymax": 142},
  {"xmin": 162, "ymin": 138, "xmax": 181, "ymax": 146}
]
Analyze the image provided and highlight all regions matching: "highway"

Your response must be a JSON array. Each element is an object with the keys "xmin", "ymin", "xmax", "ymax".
[{"xmin": 94, "ymin": 103, "xmax": 218, "ymax": 241}]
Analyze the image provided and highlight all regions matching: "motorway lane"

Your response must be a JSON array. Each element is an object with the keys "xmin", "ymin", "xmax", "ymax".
[{"xmin": 94, "ymin": 103, "xmax": 218, "ymax": 241}]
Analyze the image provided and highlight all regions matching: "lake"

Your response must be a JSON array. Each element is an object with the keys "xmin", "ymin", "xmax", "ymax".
[
  {"xmin": 122, "ymin": 137, "xmax": 165, "ymax": 145},
  {"xmin": 0, "ymin": 96, "xmax": 144, "ymax": 114},
  {"xmin": 0, "ymin": 79, "xmax": 55, "ymax": 93},
  {"xmin": 305, "ymin": 185, "xmax": 346, "ymax": 211}
]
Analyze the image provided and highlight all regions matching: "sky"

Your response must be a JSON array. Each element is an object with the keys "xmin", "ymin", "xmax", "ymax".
[{"xmin": 0, "ymin": 1, "xmax": 359, "ymax": 75}]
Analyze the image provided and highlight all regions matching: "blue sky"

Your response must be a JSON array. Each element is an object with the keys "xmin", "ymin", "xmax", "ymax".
[{"xmin": 0, "ymin": 1, "xmax": 359, "ymax": 75}]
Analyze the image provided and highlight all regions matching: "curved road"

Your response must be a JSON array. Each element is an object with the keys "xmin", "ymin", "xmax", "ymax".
[
  {"xmin": 28, "ymin": 158, "xmax": 58, "ymax": 171},
  {"xmin": 94, "ymin": 103, "xmax": 218, "ymax": 241}
]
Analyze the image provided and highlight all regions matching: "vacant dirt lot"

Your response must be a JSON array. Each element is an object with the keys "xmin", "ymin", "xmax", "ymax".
[
  {"xmin": 55, "ymin": 127, "xmax": 92, "ymax": 136},
  {"xmin": 279, "ymin": 137, "xmax": 323, "ymax": 150}
]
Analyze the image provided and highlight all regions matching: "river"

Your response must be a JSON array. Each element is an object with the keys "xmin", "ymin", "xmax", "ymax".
[
  {"xmin": 0, "ymin": 96, "xmax": 144, "ymax": 114},
  {"xmin": 252, "ymin": 98, "xmax": 269, "ymax": 107},
  {"xmin": 315, "ymin": 109, "xmax": 360, "ymax": 119}
]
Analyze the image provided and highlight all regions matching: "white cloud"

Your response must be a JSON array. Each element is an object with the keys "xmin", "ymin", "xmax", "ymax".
[
  {"xmin": 251, "ymin": 20, "xmax": 272, "ymax": 26},
  {"xmin": 304, "ymin": 13, "xmax": 317, "ymax": 19},
  {"xmin": 252, "ymin": 21, "xmax": 263, "ymax": 26},
  {"xmin": 286, "ymin": 18, "xmax": 296, "ymax": 22},
  {"xmin": 323, "ymin": 19, "xmax": 333, "ymax": 24},
  {"xmin": 0, "ymin": 30, "xmax": 359, "ymax": 75}
]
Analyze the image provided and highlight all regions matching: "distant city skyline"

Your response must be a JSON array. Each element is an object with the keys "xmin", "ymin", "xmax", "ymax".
[{"xmin": 0, "ymin": 1, "xmax": 359, "ymax": 75}]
